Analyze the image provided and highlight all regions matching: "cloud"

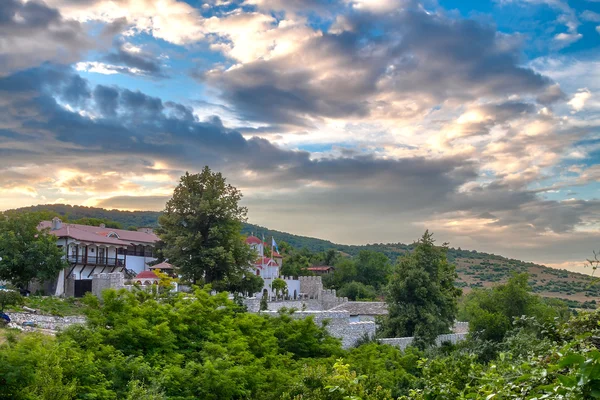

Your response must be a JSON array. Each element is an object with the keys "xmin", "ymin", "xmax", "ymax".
[
  {"xmin": 581, "ymin": 10, "xmax": 600, "ymax": 22},
  {"xmin": 202, "ymin": 7, "xmax": 553, "ymax": 129},
  {"xmin": 0, "ymin": 0, "xmax": 101, "ymax": 75},
  {"xmin": 100, "ymin": 42, "xmax": 167, "ymax": 78},
  {"xmin": 44, "ymin": 0, "xmax": 207, "ymax": 45},
  {"xmin": 569, "ymin": 88, "xmax": 592, "ymax": 112}
]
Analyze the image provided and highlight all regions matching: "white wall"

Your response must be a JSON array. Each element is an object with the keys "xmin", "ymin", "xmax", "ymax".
[{"xmin": 126, "ymin": 255, "xmax": 156, "ymax": 274}]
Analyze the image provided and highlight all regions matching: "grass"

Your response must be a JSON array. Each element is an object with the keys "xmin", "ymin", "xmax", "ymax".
[{"xmin": 8, "ymin": 296, "xmax": 86, "ymax": 317}]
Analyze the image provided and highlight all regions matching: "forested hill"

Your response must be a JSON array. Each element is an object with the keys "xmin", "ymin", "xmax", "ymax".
[
  {"xmin": 14, "ymin": 204, "xmax": 161, "ymax": 229},
  {"xmin": 11, "ymin": 204, "xmax": 599, "ymax": 305}
]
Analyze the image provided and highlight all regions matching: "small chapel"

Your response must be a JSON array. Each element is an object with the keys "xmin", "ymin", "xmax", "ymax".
[{"xmin": 244, "ymin": 235, "xmax": 301, "ymax": 300}]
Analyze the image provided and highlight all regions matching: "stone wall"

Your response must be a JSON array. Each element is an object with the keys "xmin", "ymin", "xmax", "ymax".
[
  {"xmin": 298, "ymin": 276, "xmax": 324, "ymax": 299},
  {"xmin": 453, "ymin": 321, "xmax": 469, "ymax": 334},
  {"xmin": 8, "ymin": 312, "xmax": 86, "ymax": 331},
  {"xmin": 321, "ymin": 288, "xmax": 348, "ymax": 310},
  {"xmin": 261, "ymin": 310, "xmax": 376, "ymax": 349},
  {"xmin": 244, "ymin": 299, "xmax": 324, "ymax": 312},
  {"xmin": 379, "ymin": 333, "xmax": 468, "ymax": 350},
  {"xmin": 92, "ymin": 272, "xmax": 125, "ymax": 297}
]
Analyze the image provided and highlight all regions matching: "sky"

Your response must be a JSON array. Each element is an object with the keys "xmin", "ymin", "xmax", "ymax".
[{"xmin": 1, "ymin": 0, "xmax": 599, "ymax": 272}]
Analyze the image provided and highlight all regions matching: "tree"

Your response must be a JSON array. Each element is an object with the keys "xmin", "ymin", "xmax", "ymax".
[
  {"xmin": 462, "ymin": 273, "xmax": 566, "ymax": 342},
  {"xmin": 381, "ymin": 231, "xmax": 461, "ymax": 348},
  {"xmin": 0, "ymin": 290, "xmax": 23, "ymax": 312},
  {"xmin": 324, "ymin": 258, "xmax": 357, "ymax": 290},
  {"xmin": 260, "ymin": 294, "xmax": 268, "ymax": 311},
  {"xmin": 272, "ymin": 278, "xmax": 287, "ymax": 299},
  {"xmin": 225, "ymin": 273, "xmax": 264, "ymax": 297},
  {"xmin": 281, "ymin": 252, "xmax": 311, "ymax": 277},
  {"xmin": 355, "ymin": 250, "xmax": 392, "ymax": 290},
  {"xmin": 282, "ymin": 359, "xmax": 393, "ymax": 400},
  {"xmin": 157, "ymin": 168, "xmax": 255, "ymax": 287},
  {"xmin": 0, "ymin": 212, "xmax": 67, "ymax": 289},
  {"xmin": 338, "ymin": 281, "xmax": 377, "ymax": 301}
]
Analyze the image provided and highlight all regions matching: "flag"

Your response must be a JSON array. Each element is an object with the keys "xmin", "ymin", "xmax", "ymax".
[{"xmin": 271, "ymin": 237, "xmax": 279, "ymax": 253}]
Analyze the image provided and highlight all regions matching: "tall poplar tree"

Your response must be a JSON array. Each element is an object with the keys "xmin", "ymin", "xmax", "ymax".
[
  {"xmin": 381, "ymin": 231, "xmax": 461, "ymax": 348},
  {"xmin": 157, "ymin": 167, "xmax": 255, "ymax": 287}
]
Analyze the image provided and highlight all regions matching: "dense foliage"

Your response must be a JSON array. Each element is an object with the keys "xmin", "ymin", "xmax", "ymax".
[
  {"xmin": 2, "ymin": 286, "xmax": 600, "ymax": 399},
  {"xmin": 157, "ymin": 168, "xmax": 256, "ymax": 286},
  {"xmin": 0, "ymin": 212, "xmax": 67, "ymax": 289},
  {"xmin": 381, "ymin": 231, "xmax": 462, "ymax": 348},
  {"xmin": 0, "ymin": 290, "xmax": 22, "ymax": 312},
  {"xmin": 460, "ymin": 273, "xmax": 569, "ymax": 342}
]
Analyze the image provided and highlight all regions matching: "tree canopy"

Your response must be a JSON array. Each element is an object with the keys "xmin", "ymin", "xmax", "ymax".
[
  {"xmin": 381, "ymin": 231, "xmax": 461, "ymax": 348},
  {"xmin": 0, "ymin": 212, "xmax": 67, "ymax": 289},
  {"xmin": 460, "ymin": 272, "xmax": 568, "ymax": 342},
  {"xmin": 157, "ymin": 168, "xmax": 255, "ymax": 287}
]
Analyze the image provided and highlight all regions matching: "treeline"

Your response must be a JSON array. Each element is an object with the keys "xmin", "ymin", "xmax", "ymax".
[{"xmin": 12, "ymin": 204, "xmax": 161, "ymax": 229}]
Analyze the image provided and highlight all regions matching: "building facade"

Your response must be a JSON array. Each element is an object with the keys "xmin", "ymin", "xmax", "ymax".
[
  {"xmin": 40, "ymin": 218, "xmax": 159, "ymax": 297},
  {"xmin": 245, "ymin": 235, "xmax": 301, "ymax": 300}
]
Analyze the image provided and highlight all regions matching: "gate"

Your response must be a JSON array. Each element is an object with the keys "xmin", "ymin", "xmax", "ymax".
[{"xmin": 74, "ymin": 280, "xmax": 93, "ymax": 298}]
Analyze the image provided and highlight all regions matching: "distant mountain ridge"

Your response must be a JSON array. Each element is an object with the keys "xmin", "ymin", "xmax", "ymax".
[{"xmin": 10, "ymin": 204, "xmax": 599, "ymax": 307}]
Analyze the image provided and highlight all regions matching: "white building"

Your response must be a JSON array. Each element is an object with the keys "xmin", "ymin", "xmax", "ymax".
[
  {"xmin": 245, "ymin": 235, "xmax": 301, "ymax": 300},
  {"xmin": 39, "ymin": 217, "xmax": 159, "ymax": 297}
]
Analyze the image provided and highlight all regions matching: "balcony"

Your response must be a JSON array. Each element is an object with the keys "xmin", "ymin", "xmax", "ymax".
[{"xmin": 66, "ymin": 256, "xmax": 125, "ymax": 267}]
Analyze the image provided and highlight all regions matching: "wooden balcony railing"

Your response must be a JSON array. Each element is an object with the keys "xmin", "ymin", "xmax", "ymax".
[{"xmin": 66, "ymin": 256, "xmax": 125, "ymax": 267}]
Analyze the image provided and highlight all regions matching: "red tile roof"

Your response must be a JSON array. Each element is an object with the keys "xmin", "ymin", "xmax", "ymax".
[
  {"xmin": 149, "ymin": 262, "xmax": 174, "ymax": 270},
  {"xmin": 136, "ymin": 270, "xmax": 159, "ymax": 279},
  {"xmin": 254, "ymin": 257, "xmax": 278, "ymax": 267},
  {"xmin": 245, "ymin": 235, "xmax": 262, "ymax": 244},
  {"xmin": 307, "ymin": 266, "xmax": 335, "ymax": 271},
  {"xmin": 39, "ymin": 220, "xmax": 159, "ymax": 246}
]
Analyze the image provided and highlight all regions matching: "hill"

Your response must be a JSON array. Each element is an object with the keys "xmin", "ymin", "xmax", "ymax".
[{"xmin": 10, "ymin": 204, "xmax": 599, "ymax": 307}]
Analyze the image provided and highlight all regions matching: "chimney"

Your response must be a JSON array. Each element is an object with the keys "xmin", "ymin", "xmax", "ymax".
[
  {"xmin": 99, "ymin": 223, "xmax": 106, "ymax": 228},
  {"xmin": 51, "ymin": 217, "xmax": 62, "ymax": 230},
  {"xmin": 137, "ymin": 227, "xmax": 154, "ymax": 234}
]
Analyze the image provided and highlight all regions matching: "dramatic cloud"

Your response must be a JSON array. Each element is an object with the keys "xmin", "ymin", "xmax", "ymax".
[
  {"xmin": 0, "ymin": 0, "xmax": 599, "ymax": 269},
  {"xmin": 202, "ymin": 7, "xmax": 553, "ymax": 129},
  {"xmin": 0, "ymin": 0, "xmax": 123, "ymax": 76}
]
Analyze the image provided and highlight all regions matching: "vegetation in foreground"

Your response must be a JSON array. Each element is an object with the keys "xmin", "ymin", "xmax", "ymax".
[{"xmin": 1, "ymin": 283, "xmax": 600, "ymax": 399}]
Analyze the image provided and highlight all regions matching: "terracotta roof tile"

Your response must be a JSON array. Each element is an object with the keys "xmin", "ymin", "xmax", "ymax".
[{"xmin": 39, "ymin": 221, "xmax": 158, "ymax": 245}]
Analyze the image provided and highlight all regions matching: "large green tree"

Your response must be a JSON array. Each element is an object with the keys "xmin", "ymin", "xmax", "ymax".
[
  {"xmin": 461, "ymin": 273, "xmax": 567, "ymax": 342},
  {"xmin": 355, "ymin": 250, "xmax": 392, "ymax": 290},
  {"xmin": 157, "ymin": 168, "xmax": 255, "ymax": 286},
  {"xmin": 381, "ymin": 231, "xmax": 461, "ymax": 348},
  {"xmin": 0, "ymin": 212, "xmax": 67, "ymax": 289}
]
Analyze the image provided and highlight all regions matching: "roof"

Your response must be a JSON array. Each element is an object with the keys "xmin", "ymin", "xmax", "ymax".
[
  {"xmin": 254, "ymin": 256, "xmax": 278, "ymax": 267},
  {"xmin": 308, "ymin": 265, "xmax": 335, "ymax": 271},
  {"xmin": 149, "ymin": 262, "xmax": 174, "ymax": 270},
  {"xmin": 328, "ymin": 302, "xmax": 388, "ymax": 315},
  {"xmin": 39, "ymin": 220, "xmax": 159, "ymax": 246},
  {"xmin": 245, "ymin": 235, "xmax": 262, "ymax": 245},
  {"xmin": 136, "ymin": 270, "xmax": 159, "ymax": 279}
]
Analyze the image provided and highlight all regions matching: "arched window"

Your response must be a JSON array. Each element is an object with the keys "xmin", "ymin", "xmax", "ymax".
[
  {"xmin": 256, "ymin": 269, "xmax": 260, "ymax": 276},
  {"xmin": 293, "ymin": 289, "xmax": 297, "ymax": 300}
]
